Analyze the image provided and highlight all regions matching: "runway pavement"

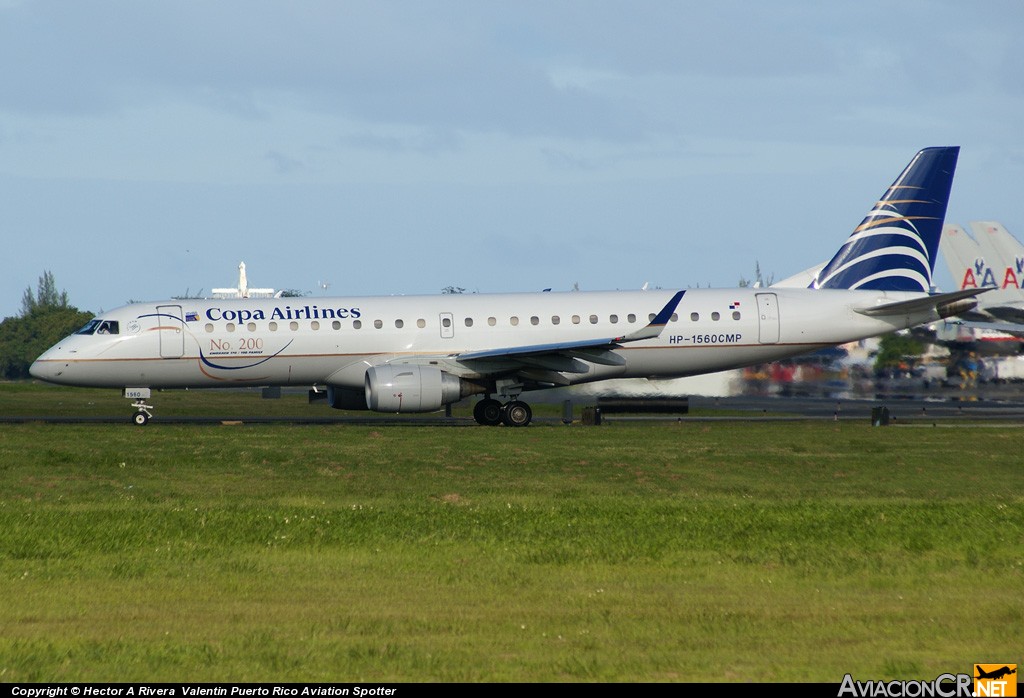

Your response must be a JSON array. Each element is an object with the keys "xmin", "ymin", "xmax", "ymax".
[{"xmin": 5, "ymin": 393, "xmax": 1024, "ymax": 425}]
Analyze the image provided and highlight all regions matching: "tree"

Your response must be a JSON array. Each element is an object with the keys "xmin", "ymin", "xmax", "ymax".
[
  {"xmin": 739, "ymin": 261, "xmax": 774, "ymax": 288},
  {"xmin": 0, "ymin": 272, "xmax": 92, "ymax": 380},
  {"xmin": 873, "ymin": 332, "xmax": 924, "ymax": 374},
  {"xmin": 20, "ymin": 271, "xmax": 69, "ymax": 315},
  {"xmin": 441, "ymin": 286, "xmax": 465, "ymax": 295}
]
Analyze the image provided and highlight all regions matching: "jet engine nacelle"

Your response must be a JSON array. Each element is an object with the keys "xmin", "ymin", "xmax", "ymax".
[{"xmin": 364, "ymin": 364, "xmax": 465, "ymax": 413}]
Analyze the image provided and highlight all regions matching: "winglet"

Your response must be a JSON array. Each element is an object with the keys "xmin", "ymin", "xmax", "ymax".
[{"xmin": 618, "ymin": 290, "xmax": 685, "ymax": 342}]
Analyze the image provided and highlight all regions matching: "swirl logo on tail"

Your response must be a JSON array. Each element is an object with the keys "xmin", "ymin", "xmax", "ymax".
[{"xmin": 813, "ymin": 147, "xmax": 959, "ymax": 292}]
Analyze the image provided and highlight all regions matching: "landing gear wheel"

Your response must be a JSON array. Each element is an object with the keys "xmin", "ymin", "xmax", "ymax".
[
  {"xmin": 129, "ymin": 398, "xmax": 153, "ymax": 426},
  {"xmin": 501, "ymin": 400, "xmax": 532, "ymax": 427},
  {"xmin": 473, "ymin": 398, "xmax": 504, "ymax": 426}
]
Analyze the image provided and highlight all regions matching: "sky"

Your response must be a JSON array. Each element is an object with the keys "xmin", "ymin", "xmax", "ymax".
[{"xmin": 1, "ymin": 0, "xmax": 1022, "ymax": 320}]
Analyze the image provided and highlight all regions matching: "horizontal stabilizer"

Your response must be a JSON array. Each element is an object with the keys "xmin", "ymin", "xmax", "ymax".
[
  {"xmin": 943, "ymin": 319, "xmax": 1024, "ymax": 338},
  {"xmin": 854, "ymin": 288, "xmax": 992, "ymax": 318},
  {"xmin": 983, "ymin": 304, "xmax": 1024, "ymax": 324}
]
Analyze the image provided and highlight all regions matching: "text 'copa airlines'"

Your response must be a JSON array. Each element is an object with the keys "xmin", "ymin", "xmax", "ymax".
[{"xmin": 204, "ymin": 304, "xmax": 362, "ymax": 323}]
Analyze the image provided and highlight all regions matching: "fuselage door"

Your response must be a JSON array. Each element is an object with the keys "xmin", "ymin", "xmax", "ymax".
[
  {"xmin": 156, "ymin": 304, "xmax": 185, "ymax": 358},
  {"xmin": 755, "ymin": 293, "xmax": 780, "ymax": 344},
  {"xmin": 439, "ymin": 312, "xmax": 455, "ymax": 339}
]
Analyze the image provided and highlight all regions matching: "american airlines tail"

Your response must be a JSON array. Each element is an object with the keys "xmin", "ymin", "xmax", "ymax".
[
  {"xmin": 941, "ymin": 223, "xmax": 994, "ymax": 291},
  {"xmin": 939, "ymin": 221, "xmax": 1024, "ymax": 326},
  {"xmin": 969, "ymin": 221, "xmax": 1024, "ymax": 291}
]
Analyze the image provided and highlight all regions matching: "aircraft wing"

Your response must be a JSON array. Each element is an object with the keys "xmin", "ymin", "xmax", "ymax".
[
  {"xmin": 377, "ymin": 291, "xmax": 686, "ymax": 386},
  {"xmin": 459, "ymin": 290, "xmax": 686, "ymax": 364}
]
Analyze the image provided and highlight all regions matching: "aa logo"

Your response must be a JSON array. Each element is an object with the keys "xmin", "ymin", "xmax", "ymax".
[{"xmin": 975, "ymin": 664, "xmax": 1017, "ymax": 697}]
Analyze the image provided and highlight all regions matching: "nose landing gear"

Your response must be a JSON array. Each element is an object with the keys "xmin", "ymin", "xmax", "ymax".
[{"xmin": 125, "ymin": 388, "xmax": 153, "ymax": 426}]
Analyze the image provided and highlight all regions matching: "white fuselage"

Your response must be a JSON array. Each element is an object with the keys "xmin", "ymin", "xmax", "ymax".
[{"xmin": 31, "ymin": 287, "xmax": 935, "ymax": 394}]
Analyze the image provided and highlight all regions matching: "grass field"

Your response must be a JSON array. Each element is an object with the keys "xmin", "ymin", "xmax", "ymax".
[{"xmin": 0, "ymin": 383, "xmax": 1022, "ymax": 682}]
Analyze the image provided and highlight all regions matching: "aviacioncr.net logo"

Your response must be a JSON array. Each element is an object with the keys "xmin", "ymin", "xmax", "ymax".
[
  {"xmin": 974, "ymin": 664, "xmax": 1017, "ymax": 698},
  {"xmin": 838, "ymin": 673, "xmax": 973, "ymax": 697}
]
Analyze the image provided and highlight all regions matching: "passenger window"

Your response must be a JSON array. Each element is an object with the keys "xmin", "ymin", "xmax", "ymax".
[
  {"xmin": 395, "ymin": 319, "xmax": 404, "ymax": 329},
  {"xmin": 589, "ymin": 314, "xmax": 598, "ymax": 324},
  {"xmin": 226, "ymin": 323, "xmax": 236, "ymax": 333},
  {"xmin": 353, "ymin": 320, "xmax": 362, "ymax": 329},
  {"xmin": 627, "ymin": 314, "xmax": 636, "ymax": 323},
  {"xmin": 609, "ymin": 314, "xmax": 618, "ymax": 324},
  {"xmin": 442, "ymin": 317, "xmax": 451, "ymax": 328},
  {"xmin": 649, "ymin": 313, "xmax": 656, "ymax": 322},
  {"xmin": 572, "ymin": 315, "xmax": 581, "ymax": 325},
  {"xmin": 269, "ymin": 322, "xmax": 278, "ymax": 331},
  {"xmin": 732, "ymin": 311, "xmax": 741, "ymax": 320},
  {"xmin": 417, "ymin": 319, "xmax": 426, "ymax": 328},
  {"xmin": 488, "ymin": 317, "xmax": 496, "ymax": 326},
  {"xmin": 690, "ymin": 312, "xmax": 699, "ymax": 321},
  {"xmin": 332, "ymin": 320, "xmax": 341, "ymax": 330},
  {"xmin": 551, "ymin": 316, "xmax": 560, "ymax": 325},
  {"xmin": 711, "ymin": 312, "xmax": 720, "ymax": 321},
  {"xmin": 670, "ymin": 313, "xmax": 678, "ymax": 322},
  {"xmin": 247, "ymin": 322, "xmax": 257, "ymax": 332},
  {"xmin": 465, "ymin": 318, "xmax": 474, "ymax": 327},
  {"xmin": 205, "ymin": 323, "xmax": 215, "ymax": 333},
  {"xmin": 374, "ymin": 319, "xmax": 384, "ymax": 329},
  {"xmin": 510, "ymin": 316, "xmax": 519, "ymax": 326},
  {"xmin": 290, "ymin": 321, "xmax": 299, "ymax": 331},
  {"xmin": 531, "ymin": 316, "xmax": 539, "ymax": 325}
]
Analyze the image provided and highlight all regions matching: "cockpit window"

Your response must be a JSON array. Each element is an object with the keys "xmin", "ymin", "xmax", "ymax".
[
  {"xmin": 75, "ymin": 319, "xmax": 101, "ymax": 335},
  {"xmin": 75, "ymin": 319, "xmax": 120, "ymax": 335}
]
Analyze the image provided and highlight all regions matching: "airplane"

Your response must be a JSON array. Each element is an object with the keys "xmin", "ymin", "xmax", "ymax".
[
  {"xmin": 937, "ymin": 221, "xmax": 1024, "ymax": 333},
  {"xmin": 970, "ymin": 221, "xmax": 1024, "ymax": 318},
  {"xmin": 31, "ymin": 146, "xmax": 982, "ymax": 427},
  {"xmin": 975, "ymin": 665, "xmax": 1016, "ymax": 681},
  {"xmin": 941, "ymin": 223, "xmax": 998, "ymax": 314}
]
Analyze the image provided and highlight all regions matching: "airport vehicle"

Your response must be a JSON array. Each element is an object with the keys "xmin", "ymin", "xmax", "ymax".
[{"xmin": 31, "ymin": 147, "xmax": 980, "ymax": 426}]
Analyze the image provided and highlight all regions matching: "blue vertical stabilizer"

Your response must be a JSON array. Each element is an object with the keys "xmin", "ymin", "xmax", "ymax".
[{"xmin": 813, "ymin": 146, "xmax": 959, "ymax": 291}]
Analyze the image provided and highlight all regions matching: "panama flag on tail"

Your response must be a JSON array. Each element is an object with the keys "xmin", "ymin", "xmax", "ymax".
[{"xmin": 812, "ymin": 147, "xmax": 959, "ymax": 292}]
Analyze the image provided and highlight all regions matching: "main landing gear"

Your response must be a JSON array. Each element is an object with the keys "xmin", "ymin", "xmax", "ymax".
[{"xmin": 473, "ymin": 397, "xmax": 533, "ymax": 427}]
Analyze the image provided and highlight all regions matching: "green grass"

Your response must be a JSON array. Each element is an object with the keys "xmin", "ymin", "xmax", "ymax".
[{"xmin": 0, "ymin": 383, "xmax": 1022, "ymax": 682}]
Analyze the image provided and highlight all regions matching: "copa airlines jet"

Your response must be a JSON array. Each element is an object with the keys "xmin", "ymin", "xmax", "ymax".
[{"xmin": 32, "ymin": 146, "xmax": 979, "ymax": 426}]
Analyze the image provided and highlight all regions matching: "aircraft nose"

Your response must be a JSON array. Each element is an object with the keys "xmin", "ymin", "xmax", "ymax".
[
  {"xmin": 29, "ymin": 358, "xmax": 50, "ymax": 380},
  {"xmin": 29, "ymin": 348, "xmax": 67, "ymax": 383},
  {"xmin": 29, "ymin": 357, "xmax": 51, "ymax": 380}
]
